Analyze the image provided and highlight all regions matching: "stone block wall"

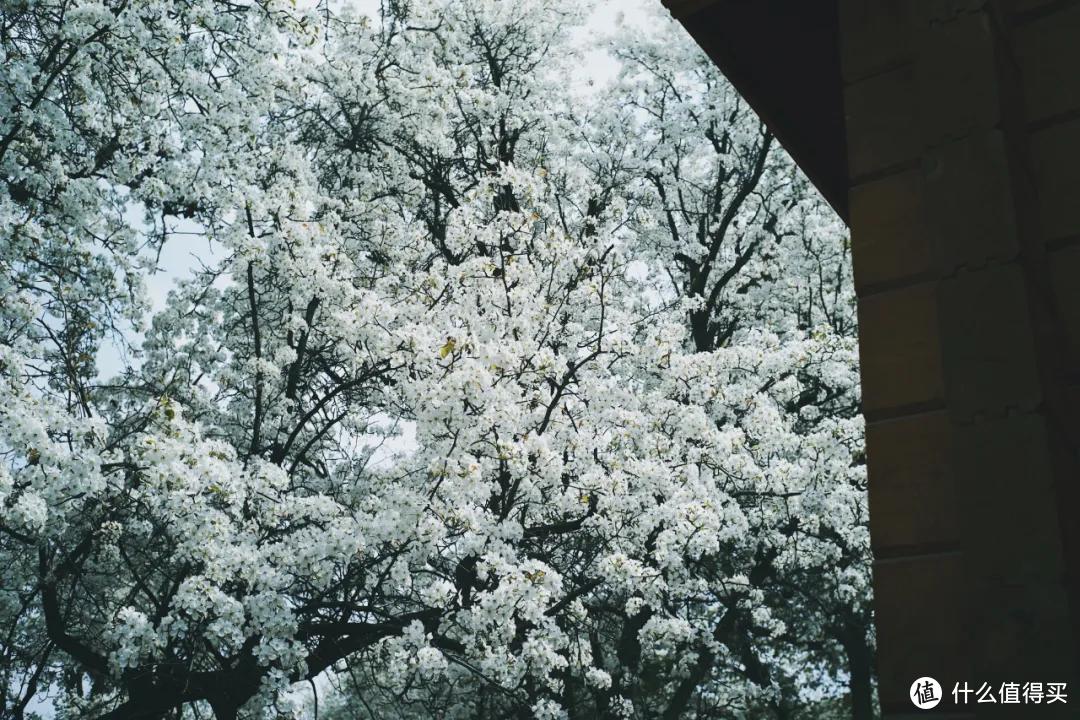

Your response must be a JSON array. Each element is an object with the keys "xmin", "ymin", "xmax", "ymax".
[{"xmin": 841, "ymin": 0, "xmax": 1080, "ymax": 716}]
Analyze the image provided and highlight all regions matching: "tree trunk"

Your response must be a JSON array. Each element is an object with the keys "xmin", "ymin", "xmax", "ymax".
[
  {"xmin": 841, "ymin": 624, "xmax": 875, "ymax": 720},
  {"xmin": 209, "ymin": 698, "xmax": 239, "ymax": 720}
]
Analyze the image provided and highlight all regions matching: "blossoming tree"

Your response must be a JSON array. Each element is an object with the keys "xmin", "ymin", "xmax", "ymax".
[{"xmin": 0, "ymin": 1, "xmax": 870, "ymax": 719}]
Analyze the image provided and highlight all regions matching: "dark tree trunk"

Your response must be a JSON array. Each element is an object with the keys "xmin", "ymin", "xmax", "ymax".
[
  {"xmin": 841, "ymin": 624, "xmax": 875, "ymax": 720},
  {"xmin": 209, "ymin": 698, "xmax": 240, "ymax": 720}
]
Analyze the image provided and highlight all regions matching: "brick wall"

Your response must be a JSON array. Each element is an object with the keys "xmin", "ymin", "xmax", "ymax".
[{"xmin": 841, "ymin": 0, "xmax": 1080, "ymax": 716}]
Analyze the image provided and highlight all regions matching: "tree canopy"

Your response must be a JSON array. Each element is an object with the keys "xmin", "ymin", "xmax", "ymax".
[{"xmin": 0, "ymin": 1, "xmax": 871, "ymax": 719}]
